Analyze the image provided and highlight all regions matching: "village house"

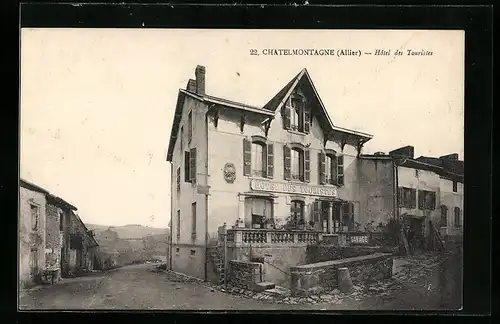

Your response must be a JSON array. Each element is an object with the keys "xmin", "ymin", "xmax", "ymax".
[
  {"xmin": 19, "ymin": 179, "xmax": 48, "ymax": 288},
  {"xmin": 358, "ymin": 146, "xmax": 464, "ymax": 250},
  {"xmin": 165, "ymin": 66, "xmax": 401, "ymax": 285},
  {"xmin": 19, "ymin": 178, "xmax": 99, "ymax": 288}
]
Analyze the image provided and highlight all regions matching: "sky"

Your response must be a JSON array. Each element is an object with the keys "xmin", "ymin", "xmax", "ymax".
[{"xmin": 20, "ymin": 29, "xmax": 464, "ymax": 228}]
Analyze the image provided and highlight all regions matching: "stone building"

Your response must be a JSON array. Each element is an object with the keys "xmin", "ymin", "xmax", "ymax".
[
  {"xmin": 359, "ymin": 146, "xmax": 464, "ymax": 249},
  {"xmin": 166, "ymin": 66, "xmax": 384, "ymax": 284},
  {"xmin": 65, "ymin": 210, "xmax": 99, "ymax": 275},
  {"xmin": 19, "ymin": 179, "xmax": 48, "ymax": 288}
]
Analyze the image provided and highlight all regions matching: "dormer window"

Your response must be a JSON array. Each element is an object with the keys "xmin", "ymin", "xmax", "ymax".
[{"xmin": 283, "ymin": 92, "xmax": 310, "ymax": 133}]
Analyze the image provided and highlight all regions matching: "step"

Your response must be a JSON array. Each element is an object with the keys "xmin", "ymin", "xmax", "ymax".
[{"xmin": 253, "ymin": 281, "xmax": 275, "ymax": 292}]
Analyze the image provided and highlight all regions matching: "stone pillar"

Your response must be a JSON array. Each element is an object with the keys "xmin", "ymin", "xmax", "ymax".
[{"xmin": 328, "ymin": 202, "xmax": 333, "ymax": 234}]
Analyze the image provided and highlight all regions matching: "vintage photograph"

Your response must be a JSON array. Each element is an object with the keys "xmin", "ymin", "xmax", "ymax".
[{"xmin": 19, "ymin": 29, "xmax": 464, "ymax": 310}]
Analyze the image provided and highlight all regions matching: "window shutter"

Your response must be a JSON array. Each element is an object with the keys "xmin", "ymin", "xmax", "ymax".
[
  {"xmin": 398, "ymin": 187, "xmax": 403, "ymax": 207},
  {"xmin": 337, "ymin": 155, "xmax": 344, "ymax": 186},
  {"xmin": 430, "ymin": 192, "xmax": 436, "ymax": 210},
  {"xmin": 318, "ymin": 152, "xmax": 326, "ymax": 184},
  {"xmin": 418, "ymin": 190, "xmax": 424, "ymax": 210},
  {"xmin": 189, "ymin": 148, "xmax": 197, "ymax": 183},
  {"xmin": 303, "ymin": 105, "xmax": 310, "ymax": 133},
  {"xmin": 176, "ymin": 167, "xmax": 180, "ymax": 193},
  {"xmin": 304, "ymin": 149, "xmax": 311, "ymax": 182},
  {"xmin": 312, "ymin": 201, "xmax": 320, "ymax": 222},
  {"xmin": 348, "ymin": 202, "xmax": 355, "ymax": 230},
  {"xmin": 283, "ymin": 104, "xmax": 291, "ymax": 130},
  {"xmin": 243, "ymin": 138, "xmax": 252, "ymax": 176},
  {"xmin": 266, "ymin": 143, "xmax": 274, "ymax": 179},
  {"xmin": 283, "ymin": 145, "xmax": 291, "ymax": 180},
  {"xmin": 411, "ymin": 188, "xmax": 417, "ymax": 209},
  {"xmin": 184, "ymin": 151, "xmax": 190, "ymax": 182}
]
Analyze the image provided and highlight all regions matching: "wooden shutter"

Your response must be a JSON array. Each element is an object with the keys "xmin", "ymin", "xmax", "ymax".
[
  {"xmin": 411, "ymin": 188, "xmax": 417, "ymax": 208},
  {"xmin": 304, "ymin": 149, "xmax": 311, "ymax": 182},
  {"xmin": 418, "ymin": 190, "xmax": 424, "ymax": 210},
  {"xmin": 283, "ymin": 145, "xmax": 291, "ymax": 180},
  {"xmin": 318, "ymin": 152, "xmax": 326, "ymax": 184},
  {"xmin": 243, "ymin": 138, "xmax": 252, "ymax": 176},
  {"xmin": 312, "ymin": 201, "xmax": 320, "ymax": 222},
  {"xmin": 337, "ymin": 155, "xmax": 344, "ymax": 186},
  {"xmin": 176, "ymin": 167, "xmax": 180, "ymax": 193},
  {"xmin": 398, "ymin": 187, "xmax": 403, "ymax": 207},
  {"xmin": 189, "ymin": 148, "xmax": 197, "ymax": 183},
  {"xmin": 266, "ymin": 143, "xmax": 274, "ymax": 179},
  {"xmin": 184, "ymin": 151, "xmax": 190, "ymax": 182},
  {"xmin": 348, "ymin": 202, "xmax": 355, "ymax": 230},
  {"xmin": 283, "ymin": 104, "xmax": 291, "ymax": 130},
  {"xmin": 303, "ymin": 105, "xmax": 310, "ymax": 133}
]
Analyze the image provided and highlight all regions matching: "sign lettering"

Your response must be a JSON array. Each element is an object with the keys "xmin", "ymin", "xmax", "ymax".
[{"xmin": 250, "ymin": 179, "xmax": 337, "ymax": 197}]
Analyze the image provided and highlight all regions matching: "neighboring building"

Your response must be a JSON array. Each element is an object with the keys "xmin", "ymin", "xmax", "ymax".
[
  {"xmin": 19, "ymin": 179, "xmax": 48, "ymax": 288},
  {"xmin": 19, "ymin": 178, "xmax": 99, "ymax": 287},
  {"xmin": 166, "ymin": 66, "xmax": 376, "ymax": 282},
  {"xmin": 360, "ymin": 146, "xmax": 464, "ymax": 249},
  {"xmin": 67, "ymin": 210, "xmax": 99, "ymax": 274}
]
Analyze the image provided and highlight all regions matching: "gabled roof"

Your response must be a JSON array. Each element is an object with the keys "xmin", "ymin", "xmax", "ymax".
[
  {"xmin": 262, "ymin": 68, "xmax": 373, "ymax": 143},
  {"xmin": 20, "ymin": 178, "xmax": 49, "ymax": 194},
  {"xmin": 71, "ymin": 210, "xmax": 99, "ymax": 247},
  {"xmin": 166, "ymin": 89, "xmax": 274, "ymax": 162},
  {"xmin": 46, "ymin": 193, "xmax": 78, "ymax": 211}
]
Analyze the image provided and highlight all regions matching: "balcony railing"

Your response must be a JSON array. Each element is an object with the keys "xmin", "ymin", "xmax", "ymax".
[
  {"xmin": 225, "ymin": 228, "xmax": 322, "ymax": 246},
  {"xmin": 440, "ymin": 226, "xmax": 463, "ymax": 236}
]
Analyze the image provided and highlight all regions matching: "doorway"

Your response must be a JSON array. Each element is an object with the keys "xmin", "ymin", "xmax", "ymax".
[{"xmin": 320, "ymin": 202, "xmax": 330, "ymax": 233}]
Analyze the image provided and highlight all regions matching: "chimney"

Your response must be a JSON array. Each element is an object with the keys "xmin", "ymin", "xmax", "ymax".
[
  {"xmin": 389, "ymin": 145, "xmax": 414, "ymax": 159},
  {"xmin": 186, "ymin": 79, "xmax": 196, "ymax": 92},
  {"xmin": 439, "ymin": 153, "xmax": 459, "ymax": 161},
  {"xmin": 195, "ymin": 65, "xmax": 206, "ymax": 95}
]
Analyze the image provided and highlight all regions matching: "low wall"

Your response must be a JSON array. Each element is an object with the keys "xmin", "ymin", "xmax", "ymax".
[
  {"xmin": 228, "ymin": 245, "xmax": 308, "ymax": 287},
  {"xmin": 306, "ymin": 244, "xmax": 397, "ymax": 264},
  {"xmin": 228, "ymin": 260, "xmax": 263, "ymax": 289},
  {"xmin": 290, "ymin": 252, "xmax": 394, "ymax": 297}
]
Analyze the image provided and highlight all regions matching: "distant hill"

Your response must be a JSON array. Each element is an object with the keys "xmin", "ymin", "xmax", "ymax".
[{"xmin": 87, "ymin": 223, "xmax": 168, "ymax": 239}]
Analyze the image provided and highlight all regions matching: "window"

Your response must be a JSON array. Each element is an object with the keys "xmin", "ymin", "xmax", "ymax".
[
  {"xmin": 440, "ymin": 205, "xmax": 448, "ymax": 227},
  {"xmin": 291, "ymin": 149, "xmax": 303, "ymax": 181},
  {"xmin": 454, "ymin": 207, "xmax": 461, "ymax": 227},
  {"xmin": 248, "ymin": 198, "xmax": 273, "ymax": 228},
  {"xmin": 175, "ymin": 247, "xmax": 180, "ymax": 254},
  {"xmin": 191, "ymin": 202, "xmax": 197, "ymax": 240},
  {"xmin": 30, "ymin": 204, "xmax": 39, "ymax": 231},
  {"xmin": 243, "ymin": 138, "xmax": 274, "ymax": 178},
  {"xmin": 190, "ymin": 250, "xmax": 196, "ymax": 257},
  {"xmin": 290, "ymin": 200, "xmax": 304, "ymax": 223},
  {"xmin": 452, "ymin": 181, "xmax": 457, "ymax": 192},
  {"xmin": 415, "ymin": 169, "xmax": 419, "ymax": 177},
  {"xmin": 342, "ymin": 202, "xmax": 355, "ymax": 231},
  {"xmin": 176, "ymin": 210, "xmax": 180, "ymax": 241},
  {"xmin": 176, "ymin": 167, "xmax": 181, "ymax": 193},
  {"xmin": 418, "ymin": 190, "xmax": 436, "ymax": 210},
  {"xmin": 319, "ymin": 152, "xmax": 343, "ymax": 186},
  {"xmin": 398, "ymin": 187, "xmax": 417, "ymax": 208},
  {"xmin": 251, "ymin": 142, "xmax": 265, "ymax": 177},
  {"xmin": 282, "ymin": 92, "xmax": 310, "ymax": 133},
  {"xmin": 180, "ymin": 126, "xmax": 184, "ymax": 151},
  {"xmin": 188, "ymin": 111, "xmax": 193, "ymax": 143},
  {"xmin": 184, "ymin": 148, "xmax": 197, "ymax": 183},
  {"xmin": 59, "ymin": 211, "xmax": 64, "ymax": 231},
  {"xmin": 284, "ymin": 145, "xmax": 310, "ymax": 182}
]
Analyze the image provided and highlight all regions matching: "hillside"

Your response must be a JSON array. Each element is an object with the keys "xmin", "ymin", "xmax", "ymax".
[{"xmin": 87, "ymin": 223, "xmax": 168, "ymax": 239}]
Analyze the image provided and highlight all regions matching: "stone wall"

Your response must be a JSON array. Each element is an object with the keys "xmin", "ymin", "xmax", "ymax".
[
  {"xmin": 290, "ymin": 252, "xmax": 393, "ymax": 297},
  {"xmin": 45, "ymin": 204, "xmax": 62, "ymax": 276},
  {"xmin": 306, "ymin": 244, "xmax": 397, "ymax": 263},
  {"xmin": 228, "ymin": 260, "xmax": 263, "ymax": 289}
]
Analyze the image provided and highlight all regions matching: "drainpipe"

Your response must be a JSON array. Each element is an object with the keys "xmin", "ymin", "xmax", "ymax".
[
  {"xmin": 203, "ymin": 106, "xmax": 214, "ymax": 282},
  {"xmin": 169, "ymin": 161, "xmax": 173, "ymax": 271}
]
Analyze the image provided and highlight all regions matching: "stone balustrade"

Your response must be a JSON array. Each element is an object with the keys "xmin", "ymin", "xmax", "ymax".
[{"xmin": 225, "ymin": 228, "xmax": 322, "ymax": 247}]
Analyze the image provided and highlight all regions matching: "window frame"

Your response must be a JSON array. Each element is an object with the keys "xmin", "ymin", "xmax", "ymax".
[
  {"xmin": 282, "ymin": 91, "xmax": 310, "ymax": 134},
  {"xmin": 290, "ymin": 200, "xmax": 305, "ymax": 223},
  {"xmin": 30, "ymin": 203, "xmax": 40, "ymax": 231},
  {"xmin": 188, "ymin": 111, "xmax": 193, "ymax": 143},
  {"xmin": 454, "ymin": 207, "xmax": 461, "ymax": 228},
  {"xmin": 440, "ymin": 205, "xmax": 448, "ymax": 227},
  {"xmin": 452, "ymin": 181, "xmax": 458, "ymax": 192},
  {"xmin": 290, "ymin": 147, "xmax": 304, "ymax": 181},
  {"xmin": 176, "ymin": 210, "xmax": 181, "ymax": 241},
  {"xmin": 191, "ymin": 202, "xmax": 197, "ymax": 240},
  {"xmin": 251, "ymin": 141, "xmax": 267, "ymax": 178}
]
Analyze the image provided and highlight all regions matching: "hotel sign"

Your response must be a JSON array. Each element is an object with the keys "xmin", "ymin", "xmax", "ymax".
[{"xmin": 250, "ymin": 179, "xmax": 337, "ymax": 197}]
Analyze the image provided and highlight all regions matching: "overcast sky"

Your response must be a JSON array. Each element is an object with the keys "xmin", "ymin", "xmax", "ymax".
[{"xmin": 20, "ymin": 29, "xmax": 464, "ymax": 228}]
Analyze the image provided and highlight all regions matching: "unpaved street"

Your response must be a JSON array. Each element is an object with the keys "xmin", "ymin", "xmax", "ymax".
[{"xmin": 19, "ymin": 260, "xmax": 459, "ymax": 311}]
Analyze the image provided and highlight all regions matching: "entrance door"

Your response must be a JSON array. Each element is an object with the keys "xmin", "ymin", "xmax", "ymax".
[
  {"xmin": 29, "ymin": 248, "xmax": 38, "ymax": 280},
  {"xmin": 320, "ymin": 202, "xmax": 330, "ymax": 233},
  {"xmin": 408, "ymin": 217, "xmax": 425, "ymax": 250}
]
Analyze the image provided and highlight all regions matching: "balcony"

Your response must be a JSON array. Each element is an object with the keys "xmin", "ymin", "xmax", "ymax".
[{"xmin": 224, "ymin": 228, "xmax": 322, "ymax": 247}]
